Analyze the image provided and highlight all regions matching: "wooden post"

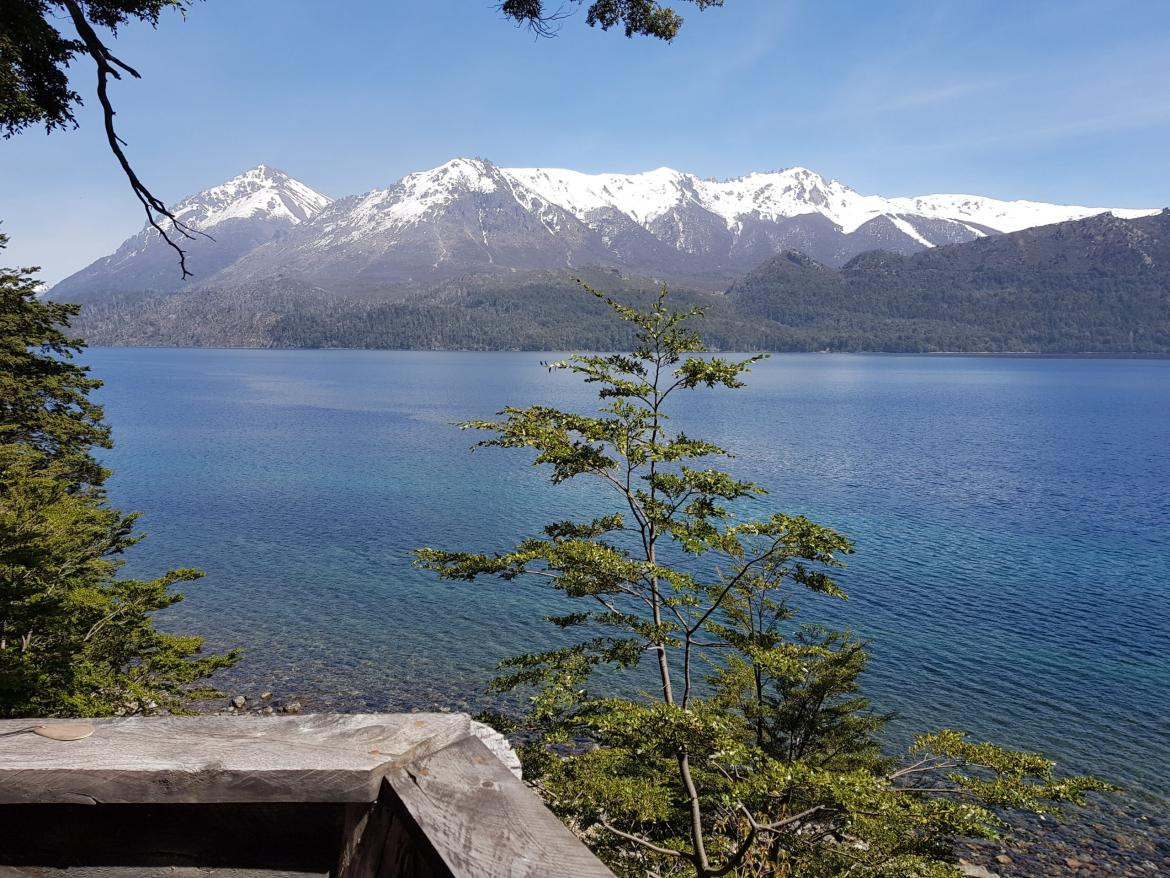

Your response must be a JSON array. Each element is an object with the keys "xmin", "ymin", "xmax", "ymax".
[{"xmin": 340, "ymin": 736, "xmax": 614, "ymax": 878}]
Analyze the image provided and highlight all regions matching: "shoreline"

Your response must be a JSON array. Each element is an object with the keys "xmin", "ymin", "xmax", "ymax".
[{"xmin": 83, "ymin": 343, "xmax": 1170, "ymax": 360}]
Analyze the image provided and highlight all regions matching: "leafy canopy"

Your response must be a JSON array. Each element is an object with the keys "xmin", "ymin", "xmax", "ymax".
[
  {"xmin": 1, "ymin": 1, "xmax": 190, "ymax": 137},
  {"xmin": 0, "ymin": 233, "xmax": 238, "ymax": 717},
  {"xmin": 501, "ymin": 0, "xmax": 725, "ymax": 39},
  {"xmin": 418, "ymin": 284, "xmax": 1110, "ymax": 877}
]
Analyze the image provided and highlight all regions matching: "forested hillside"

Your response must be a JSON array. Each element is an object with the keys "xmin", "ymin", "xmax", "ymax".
[
  {"xmin": 69, "ymin": 211, "xmax": 1170, "ymax": 354},
  {"xmin": 727, "ymin": 210, "xmax": 1170, "ymax": 353}
]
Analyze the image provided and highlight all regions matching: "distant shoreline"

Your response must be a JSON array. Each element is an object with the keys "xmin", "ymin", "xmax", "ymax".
[{"xmin": 82, "ymin": 344, "xmax": 1170, "ymax": 360}]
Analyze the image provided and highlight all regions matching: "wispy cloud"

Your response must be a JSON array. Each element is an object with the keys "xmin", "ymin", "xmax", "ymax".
[
  {"xmin": 915, "ymin": 41, "xmax": 1170, "ymax": 151},
  {"xmin": 863, "ymin": 79, "xmax": 1006, "ymax": 114},
  {"xmin": 697, "ymin": 1, "xmax": 797, "ymax": 86}
]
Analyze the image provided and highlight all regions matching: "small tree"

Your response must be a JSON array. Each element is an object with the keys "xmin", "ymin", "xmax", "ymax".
[
  {"xmin": 0, "ymin": 233, "xmax": 239, "ymax": 716},
  {"xmin": 418, "ymin": 285, "xmax": 1108, "ymax": 877}
]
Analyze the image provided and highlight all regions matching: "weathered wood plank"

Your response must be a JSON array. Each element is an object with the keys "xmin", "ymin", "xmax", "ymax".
[
  {"xmin": 0, "ymin": 714, "xmax": 472, "ymax": 804},
  {"xmin": 382, "ymin": 735, "xmax": 615, "ymax": 878},
  {"xmin": 0, "ymin": 713, "xmax": 614, "ymax": 878},
  {"xmin": 336, "ymin": 786, "xmax": 429, "ymax": 878},
  {"xmin": 335, "ymin": 802, "xmax": 375, "ymax": 877}
]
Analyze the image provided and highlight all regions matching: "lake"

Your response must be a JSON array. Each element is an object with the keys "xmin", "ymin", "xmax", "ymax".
[{"xmin": 86, "ymin": 348, "xmax": 1170, "ymax": 804}]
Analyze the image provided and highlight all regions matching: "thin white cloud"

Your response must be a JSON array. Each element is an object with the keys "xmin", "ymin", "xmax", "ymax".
[
  {"xmin": 864, "ymin": 79, "xmax": 1005, "ymax": 114},
  {"xmin": 697, "ymin": 1, "xmax": 796, "ymax": 86}
]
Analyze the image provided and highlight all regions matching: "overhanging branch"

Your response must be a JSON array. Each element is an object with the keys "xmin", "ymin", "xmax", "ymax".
[{"xmin": 61, "ymin": 0, "xmax": 211, "ymax": 279}]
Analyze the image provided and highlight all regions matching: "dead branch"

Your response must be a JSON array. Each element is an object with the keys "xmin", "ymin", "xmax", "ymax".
[
  {"xmin": 61, "ymin": 0, "xmax": 212, "ymax": 279},
  {"xmin": 597, "ymin": 818, "xmax": 684, "ymax": 858}
]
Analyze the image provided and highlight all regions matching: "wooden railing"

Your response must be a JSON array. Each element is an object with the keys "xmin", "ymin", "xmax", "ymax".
[{"xmin": 0, "ymin": 713, "xmax": 615, "ymax": 877}]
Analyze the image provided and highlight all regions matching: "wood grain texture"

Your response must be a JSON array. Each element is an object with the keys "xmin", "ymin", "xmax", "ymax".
[
  {"xmin": 0, "ymin": 714, "xmax": 613, "ymax": 877},
  {"xmin": 384, "ymin": 736, "xmax": 615, "ymax": 878},
  {"xmin": 0, "ymin": 714, "xmax": 471, "ymax": 804},
  {"xmin": 336, "ymin": 786, "xmax": 431, "ymax": 878}
]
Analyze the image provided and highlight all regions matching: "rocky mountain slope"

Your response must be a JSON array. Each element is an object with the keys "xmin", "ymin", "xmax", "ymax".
[
  {"xmin": 68, "ymin": 211, "xmax": 1170, "ymax": 354},
  {"xmin": 52, "ymin": 166, "xmax": 331, "ymax": 299},
  {"xmin": 52, "ymin": 159, "xmax": 1157, "ymax": 300}
]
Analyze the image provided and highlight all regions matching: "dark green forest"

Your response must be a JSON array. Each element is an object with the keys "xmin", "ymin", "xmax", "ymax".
[{"xmin": 729, "ymin": 210, "xmax": 1170, "ymax": 353}]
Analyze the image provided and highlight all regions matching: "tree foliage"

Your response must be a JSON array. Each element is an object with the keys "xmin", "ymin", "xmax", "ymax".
[
  {"xmin": 0, "ymin": 233, "xmax": 238, "ymax": 717},
  {"xmin": 1, "ymin": 1, "xmax": 188, "ymax": 137},
  {"xmin": 501, "ymin": 0, "xmax": 724, "ymax": 39},
  {"xmin": 1, "ymin": 244, "xmax": 109, "ymax": 487},
  {"xmin": 64, "ymin": 227, "xmax": 1170, "ymax": 354},
  {"xmin": 728, "ymin": 211, "xmax": 1170, "ymax": 354},
  {"xmin": 417, "ymin": 284, "xmax": 1110, "ymax": 876},
  {"xmin": 2, "ymin": 1, "xmax": 203, "ymax": 275}
]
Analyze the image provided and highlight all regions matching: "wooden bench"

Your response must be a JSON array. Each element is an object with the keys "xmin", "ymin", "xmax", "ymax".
[{"xmin": 0, "ymin": 714, "xmax": 614, "ymax": 878}]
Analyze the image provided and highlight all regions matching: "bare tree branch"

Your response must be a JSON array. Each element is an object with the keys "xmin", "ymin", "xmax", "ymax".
[
  {"xmin": 61, "ymin": 0, "xmax": 212, "ymax": 279},
  {"xmin": 499, "ymin": 1, "xmax": 574, "ymax": 37},
  {"xmin": 706, "ymin": 821, "xmax": 756, "ymax": 877},
  {"xmin": 598, "ymin": 818, "xmax": 683, "ymax": 858},
  {"xmin": 740, "ymin": 803, "xmax": 828, "ymax": 833},
  {"xmin": 888, "ymin": 755, "xmax": 954, "ymax": 780}
]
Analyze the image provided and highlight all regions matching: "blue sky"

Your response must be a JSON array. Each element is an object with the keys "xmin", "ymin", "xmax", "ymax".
[{"xmin": 3, "ymin": 0, "xmax": 1169, "ymax": 283}]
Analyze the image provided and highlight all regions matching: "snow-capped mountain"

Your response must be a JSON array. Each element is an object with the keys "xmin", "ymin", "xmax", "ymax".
[
  {"xmin": 51, "ymin": 165, "xmax": 331, "ymax": 299},
  {"xmin": 169, "ymin": 164, "xmax": 330, "ymax": 231},
  {"xmin": 218, "ymin": 159, "xmax": 958, "ymax": 293},
  {"xmin": 212, "ymin": 159, "xmax": 615, "ymax": 294},
  {"xmin": 52, "ymin": 158, "xmax": 1157, "ymax": 300},
  {"xmin": 507, "ymin": 164, "xmax": 1156, "ymax": 262}
]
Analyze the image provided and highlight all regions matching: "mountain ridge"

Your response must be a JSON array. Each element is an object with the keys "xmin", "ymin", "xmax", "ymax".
[
  {"xmin": 51, "ymin": 158, "xmax": 1159, "ymax": 300},
  {"xmin": 52, "ymin": 165, "xmax": 332, "ymax": 299},
  {"xmin": 66, "ymin": 210, "xmax": 1170, "ymax": 354},
  {"xmin": 726, "ymin": 209, "xmax": 1170, "ymax": 353}
]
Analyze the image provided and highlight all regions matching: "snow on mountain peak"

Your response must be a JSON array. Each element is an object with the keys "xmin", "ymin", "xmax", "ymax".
[
  {"xmin": 52, "ymin": 157, "xmax": 1163, "ymax": 299},
  {"xmin": 135, "ymin": 158, "xmax": 1169, "ymax": 266},
  {"xmin": 502, "ymin": 163, "xmax": 1157, "ymax": 239},
  {"xmin": 289, "ymin": 156, "xmax": 1159, "ymax": 258},
  {"xmin": 107, "ymin": 160, "xmax": 1159, "ymax": 261},
  {"xmin": 884, "ymin": 192, "xmax": 1158, "ymax": 233},
  {"xmin": 506, "ymin": 163, "xmax": 888, "ymax": 234},
  {"xmin": 169, "ymin": 165, "xmax": 332, "ymax": 232},
  {"xmin": 316, "ymin": 158, "xmax": 511, "ymax": 244},
  {"xmin": 147, "ymin": 160, "xmax": 1160, "ymax": 261},
  {"xmin": 48, "ymin": 165, "xmax": 334, "ymax": 295},
  {"xmin": 506, "ymin": 165, "xmax": 700, "ymax": 226},
  {"xmin": 400, "ymin": 157, "xmax": 502, "ymax": 202}
]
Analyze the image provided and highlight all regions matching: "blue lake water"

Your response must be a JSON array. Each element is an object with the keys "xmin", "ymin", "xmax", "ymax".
[{"xmin": 86, "ymin": 348, "xmax": 1170, "ymax": 802}]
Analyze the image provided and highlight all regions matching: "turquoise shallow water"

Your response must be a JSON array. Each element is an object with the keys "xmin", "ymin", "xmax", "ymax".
[{"xmin": 86, "ymin": 349, "xmax": 1170, "ymax": 802}]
